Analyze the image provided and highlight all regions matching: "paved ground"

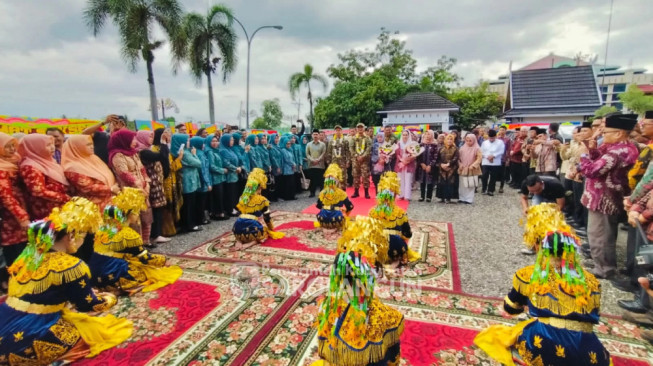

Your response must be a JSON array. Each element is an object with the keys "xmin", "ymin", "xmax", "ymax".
[{"xmin": 155, "ymin": 185, "xmax": 632, "ymax": 315}]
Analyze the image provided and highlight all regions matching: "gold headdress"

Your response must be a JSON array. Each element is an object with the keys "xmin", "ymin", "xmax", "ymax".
[
  {"xmin": 49, "ymin": 197, "xmax": 103, "ymax": 235},
  {"xmin": 248, "ymin": 167, "xmax": 268, "ymax": 189},
  {"xmin": 521, "ymin": 203, "xmax": 576, "ymax": 250},
  {"xmin": 337, "ymin": 216, "xmax": 389, "ymax": 265},
  {"xmin": 324, "ymin": 163, "xmax": 343, "ymax": 183},
  {"xmin": 112, "ymin": 187, "xmax": 147, "ymax": 214},
  {"xmin": 377, "ymin": 171, "xmax": 400, "ymax": 196}
]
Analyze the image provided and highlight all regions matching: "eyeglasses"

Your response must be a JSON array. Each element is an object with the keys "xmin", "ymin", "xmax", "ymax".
[{"xmin": 602, "ymin": 130, "xmax": 621, "ymax": 135}]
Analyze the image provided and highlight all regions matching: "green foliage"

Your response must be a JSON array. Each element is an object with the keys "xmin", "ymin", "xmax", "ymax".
[
  {"xmin": 416, "ymin": 56, "xmax": 462, "ymax": 96},
  {"xmin": 182, "ymin": 5, "xmax": 238, "ymax": 84},
  {"xmin": 260, "ymin": 99, "xmax": 283, "ymax": 129},
  {"xmin": 448, "ymin": 82, "xmax": 504, "ymax": 130},
  {"xmin": 84, "ymin": 0, "xmax": 185, "ymax": 72},
  {"xmin": 593, "ymin": 105, "xmax": 618, "ymax": 118},
  {"xmin": 314, "ymin": 28, "xmax": 461, "ymax": 129},
  {"xmin": 619, "ymin": 84, "xmax": 653, "ymax": 115},
  {"xmin": 251, "ymin": 117, "xmax": 267, "ymax": 129},
  {"xmin": 288, "ymin": 64, "xmax": 328, "ymax": 125},
  {"xmin": 164, "ymin": 117, "xmax": 176, "ymax": 123}
]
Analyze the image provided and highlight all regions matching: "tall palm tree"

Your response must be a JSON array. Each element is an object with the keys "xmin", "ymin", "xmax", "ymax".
[
  {"xmin": 288, "ymin": 64, "xmax": 328, "ymax": 128},
  {"xmin": 183, "ymin": 5, "xmax": 238, "ymax": 124},
  {"xmin": 84, "ymin": 0, "xmax": 185, "ymax": 121}
]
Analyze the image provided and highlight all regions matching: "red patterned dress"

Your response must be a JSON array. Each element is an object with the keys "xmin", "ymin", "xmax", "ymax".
[
  {"xmin": 20, "ymin": 165, "xmax": 70, "ymax": 220},
  {"xmin": 65, "ymin": 171, "xmax": 113, "ymax": 211},
  {"xmin": 0, "ymin": 171, "xmax": 29, "ymax": 246}
]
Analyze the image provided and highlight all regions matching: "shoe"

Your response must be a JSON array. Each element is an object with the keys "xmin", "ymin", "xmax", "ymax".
[
  {"xmin": 190, "ymin": 226, "xmax": 203, "ymax": 232},
  {"xmin": 588, "ymin": 268, "xmax": 615, "ymax": 280},
  {"xmin": 231, "ymin": 209, "xmax": 239, "ymax": 216},
  {"xmin": 520, "ymin": 248, "xmax": 536, "ymax": 255},
  {"xmin": 419, "ymin": 197, "xmax": 425, "ymax": 202},
  {"xmin": 487, "ymin": 192, "xmax": 494, "ymax": 196},
  {"xmin": 439, "ymin": 199, "xmax": 445, "ymax": 203},
  {"xmin": 618, "ymin": 299, "xmax": 649, "ymax": 314},
  {"xmin": 610, "ymin": 277, "xmax": 638, "ymax": 293},
  {"xmin": 482, "ymin": 191, "xmax": 487, "ymax": 195},
  {"xmin": 622, "ymin": 311, "xmax": 653, "ymax": 327},
  {"xmin": 309, "ymin": 193, "xmax": 315, "ymax": 198},
  {"xmin": 426, "ymin": 198, "xmax": 432, "ymax": 202},
  {"xmin": 364, "ymin": 189, "xmax": 370, "ymax": 199},
  {"xmin": 352, "ymin": 189, "xmax": 360, "ymax": 198},
  {"xmin": 154, "ymin": 236, "xmax": 172, "ymax": 243},
  {"xmin": 582, "ymin": 259, "xmax": 595, "ymax": 268},
  {"xmin": 581, "ymin": 243, "xmax": 590, "ymax": 251},
  {"xmin": 575, "ymin": 229, "xmax": 587, "ymax": 237},
  {"xmin": 144, "ymin": 243, "xmax": 157, "ymax": 249},
  {"xmin": 499, "ymin": 189, "xmax": 504, "ymax": 194}
]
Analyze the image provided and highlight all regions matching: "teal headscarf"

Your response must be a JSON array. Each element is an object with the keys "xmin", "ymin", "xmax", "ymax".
[
  {"xmin": 190, "ymin": 136, "xmax": 206, "ymax": 159},
  {"xmin": 204, "ymin": 135, "xmax": 219, "ymax": 156},
  {"xmin": 170, "ymin": 133, "xmax": 189, "ymax": 158}
]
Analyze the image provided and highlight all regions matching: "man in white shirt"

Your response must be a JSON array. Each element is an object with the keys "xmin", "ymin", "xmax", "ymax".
[{"xmin": 480, "ymin": 129, "xmax": 505, "ymax": 196}]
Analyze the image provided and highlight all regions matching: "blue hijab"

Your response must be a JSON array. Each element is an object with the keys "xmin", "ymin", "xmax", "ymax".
[
  {"xmin": 190, "ymin": 136, "xmax": 206, "ymax": 157},
  {"xmin": 170, "ymin": 133, "xmax": 189, "ymax": 158},
  {"xmin": 204, "ymin": 135, "xmax": 219, "ymax": 156},
  {"xmin": 219, "ymin": 133, "xmax": 238, "ymax": 164}
]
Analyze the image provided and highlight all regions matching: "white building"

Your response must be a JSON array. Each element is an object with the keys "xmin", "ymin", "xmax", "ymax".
[{"xmin": 377, "ymin": 92, "xmax": 459, "ymax": 131}]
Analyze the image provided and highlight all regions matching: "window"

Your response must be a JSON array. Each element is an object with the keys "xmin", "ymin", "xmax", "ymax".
[
  {"xmin": 612, "ymin": 84, "xmax": 627, "ymax": 93},
  {"xmin": 600, "ymin": 86, "xmax": 609, "ymax": 93},
  {"xmin": 602, "ymin": 94, "xmax": 609, "ymax": 103},
  {"xmin": 613, "ymin": 102, "xmax": 624, "ymax": 111},
  {"xmin": 613, "ymin": 93, "xmax": 621, "ymax": 101}
]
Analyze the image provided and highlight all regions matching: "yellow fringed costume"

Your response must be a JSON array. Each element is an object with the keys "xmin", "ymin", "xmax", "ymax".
[
  {"xmin": 474, "ymin": 231, "xmax": 612, "ymax": 366},
  {"xmin": 1, "ymin": 202, "xmax": 132, "ymax": 364},
  {"xmin": 369, "ymin": 172, "xmax": 421, "ymax": 263},
  {"xmin": 315, "ymin": 164, "xmax": 354, "ymax": 229},
  {"xmin": 88, "ymin": 188, "xmax": 182, "ymax": 293},
  {"xmin": 233, "ymin": 168, "xmax": 285, "ymax": 243},
  {"xmin": 314, "ymin": 250, "xmax": 403, "ymax": 366}
]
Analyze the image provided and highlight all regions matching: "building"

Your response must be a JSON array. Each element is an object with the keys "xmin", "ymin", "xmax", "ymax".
[
  {"xmin": 488, "ymin": 53, "xmax": 653, "ymax": 111},
  {"xmin": 503, "ymin": 65, "xmax": 602, "ymax": 125},
  {"xmin": 377, "ymin": 92, "xmax": 459, "ymax": 131}
]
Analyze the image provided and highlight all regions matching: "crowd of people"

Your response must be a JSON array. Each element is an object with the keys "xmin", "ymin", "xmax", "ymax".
[{"xmin": 2, "ymin": 110, "xmax": 653, "ymax": 363}]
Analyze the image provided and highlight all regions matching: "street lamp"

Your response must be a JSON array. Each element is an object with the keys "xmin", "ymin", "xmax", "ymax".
[{"xmin": 232, "ymin": 17, "xmax": 282, "ymax": 129}]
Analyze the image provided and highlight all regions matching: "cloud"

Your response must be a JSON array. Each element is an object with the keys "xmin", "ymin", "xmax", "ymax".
[{"xmin": 1, "ymin": 0, "xmax": 651, "ymax": 125}]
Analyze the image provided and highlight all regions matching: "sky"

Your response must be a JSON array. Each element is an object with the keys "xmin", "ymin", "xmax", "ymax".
[{"xmin": 1, "ymin": 0, "xmax": 651, "ymax": 127}]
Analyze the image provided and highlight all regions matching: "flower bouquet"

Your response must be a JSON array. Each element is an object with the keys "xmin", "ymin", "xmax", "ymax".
[{"xmin": 374, "ymin": 142, "xmax": 397, "ymax": 174}]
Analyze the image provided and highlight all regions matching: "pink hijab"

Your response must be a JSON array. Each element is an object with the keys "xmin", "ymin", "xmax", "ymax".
[
  {"xmin": 18, "ymin": 134, "xmax": 69, "ymax": 185},
  {"xmin": 459, "ymin": 134, "xmax": 480, "ymax": 167},
  {"xmin": 0, "ymin": 132, "xmax": 20, "ymax": 173},
  {"xmin": 108, "ymin": 129, "xmax": 137, "ymax": 163},
  {"xmin": 134, "ymin": 130, "xmax": 153, "ymax": 152},
  {"xmin": 61, "ymin": 135, "xmax": 116, "ymax": 187}
]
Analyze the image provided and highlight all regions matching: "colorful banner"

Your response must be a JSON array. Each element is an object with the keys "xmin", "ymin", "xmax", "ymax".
[
  {"xmin": 0, "ymin": 116, "xmax": 100, "ymax": 135},
  {"xmin": 501, "ymin": 121, "xmax": 580, "ymax": 130}
]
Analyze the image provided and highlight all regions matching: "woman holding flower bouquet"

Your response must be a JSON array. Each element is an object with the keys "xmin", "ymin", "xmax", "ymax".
[
  {"xmin": 436, "ymin": 134, "xmax": 459, "ymax": 203},
  {"xmin": 395, "ymin": 130, "xmax": 419, "ymax": 200}
]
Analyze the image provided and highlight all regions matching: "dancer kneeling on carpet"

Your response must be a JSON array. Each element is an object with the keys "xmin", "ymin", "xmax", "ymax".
[
  {"xmin": 368, "ymin": 172, "xmax": 421, "ymax": 268},
  {"xmin": 313, "ymin": 250, "xmax": 404, "ymax": 366},
  {"xmin": 90, "ymin": 187, "xmax": 182, "ymax": 293},
  {"xmin": 474, "ymin": 230, "xmax": 610, "ymax": 365},
  {"xmin": 0, "ymin": 208, "xmax": 132, "ymax": 364},
  {"xmin": 232, "ymin": 168, "xmax": 285, "ymax": 250},
  {"xmin": 314, "ymin": 163, "xmax": 354, "ymax": 239}
]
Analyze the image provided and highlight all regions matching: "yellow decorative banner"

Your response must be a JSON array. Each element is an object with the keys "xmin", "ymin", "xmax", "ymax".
[{"xmin": 0, "ymin": 116, "xmax": 100, "ymax": 135}]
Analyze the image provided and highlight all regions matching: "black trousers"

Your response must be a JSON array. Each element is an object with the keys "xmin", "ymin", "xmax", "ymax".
[
  {"xmin": 224, "ymin": 182, "xmax": 239, "ymax": 212},
  {"xmin": 510, "ymin": 161, "xmax": 524, "ymax": 187},
  {"xmin": 281, "ymin": 174, "xmax": 296, "ymax": 200},
  {"xmin": 308, "ymin": 168, "xmax": 325, "ymax": 195},
  {"xmin": 562, "ymin": 178, "xmax": 574, "ymax": 215},
  {"xmin": 497, "ymin": 164, "xmax": 508, "ymax": 189},
  {"xmin": 294, "ymin": 172, "xmax": 304, "ymax": 193},
  {"xmin": 150, "ymin": 207, "xmax": 163, "ymax": 239},
  {"xmin": 181, "ymin": 191, "xmax": 199, "ymax": 231},
  {"xmin": 347, "ymin": 166, "xmax": 353, "ymax": 186},
  {"xmin": 420, "ymin": 182, "xmax": 434, "ymax": 199},
  {"xmin": 572, "ymin": 180, "xmax": 587, "ymax": 227},
  {"xmin": 210, "ymin": 183, "xmax": 225, "ymax": 216},
  {"xmin": 372, "ymin": 174, "xmax": 381, "ymax": 193},
  {"xmin": 481, "ymin": 165, "xmax": 501, "ymax": 193},
  {"xmin": 268, "ymin": 175, "xmax": 279, "ymax": 202}
]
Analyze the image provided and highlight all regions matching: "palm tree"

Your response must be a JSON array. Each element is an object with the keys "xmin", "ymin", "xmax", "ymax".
[
  {"xmin": 84, "ymin": 0, "xmax": 186, "ymax": 121},
  {"xmin": 288, "ymin": 64, "xmax": 328, "ymax": 128},
  {"xmin": 183, "ymin": 5, "xmax": 238, "ymax": 124}
]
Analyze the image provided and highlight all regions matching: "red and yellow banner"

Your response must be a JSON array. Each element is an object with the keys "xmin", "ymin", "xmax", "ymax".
[{"xmin": 0, "ymin": 116, "xmax": 100, "ymax": 135}]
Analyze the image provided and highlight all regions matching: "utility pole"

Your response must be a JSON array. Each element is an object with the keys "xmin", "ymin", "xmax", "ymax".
[
  {"xmin": 160, "ymin": 99, "xmax": 165, "ymax": 120},
  {"xmin": 601, "ymin": 0, "xmax": 615, "ymax": 86},
  {"xmin": 238, "ymin": 101, "xmax": 243, "ymax": 128},
  {"xmin": 292, "ymin": 100, "xmax": 302, "ymax": 121}
]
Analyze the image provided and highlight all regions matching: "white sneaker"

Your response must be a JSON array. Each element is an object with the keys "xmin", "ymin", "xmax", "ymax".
[
  {"xmin": 154, "ymin": 236, "xmax": 172, "ymax": 243},
  {"xmin": 520, "ymin": 248, "xmax": 536, "ymax": 255}
]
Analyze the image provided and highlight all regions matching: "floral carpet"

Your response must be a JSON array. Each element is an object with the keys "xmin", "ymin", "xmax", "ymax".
[{"xmin": 182, "ymin": 211, "xmax": 461, "ymax": 292}]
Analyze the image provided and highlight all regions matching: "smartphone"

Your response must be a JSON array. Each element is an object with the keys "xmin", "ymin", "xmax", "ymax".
[{"xmin": 178, "ymin": 145, "xmax": 185, "ymax": 154}]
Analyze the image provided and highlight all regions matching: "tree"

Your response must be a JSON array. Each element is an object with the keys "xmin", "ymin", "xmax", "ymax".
[
  {"xmin": 148, "ymin": 98, "xmax": 179, "ymax": 119},
  {"xmin": 289, "ymin": 64, "xmax": 328, "ymax": 128},
  {"xmin": 84, "ymin": 0, "xmax": 185, "ymax": 121},
  {"xmin": 182, "ymin": 5, "xmax": 238, "ymax": 124},
  {"xmin": 619, "ymin": 84, "xmax": 653, "ymax": 115},
  {"xmin": 416, "ymin": 56, "xmax": 462, "ymax": 96},
  {"xmin": 593, "ymin": 105, "xmax": 618, "ymax": 118},
  {"xmin": 251, "ymin": 99, "xmax": 283, "ymax": 129},
  {"xmin": 448, "ymin": 82, "xmax": 504, "ymax": 130}
]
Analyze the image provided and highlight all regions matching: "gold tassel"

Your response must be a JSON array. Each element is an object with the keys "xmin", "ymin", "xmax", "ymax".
[{"xmin": 9, "ymin": 259, "xmax": 91, "ymax": 297}]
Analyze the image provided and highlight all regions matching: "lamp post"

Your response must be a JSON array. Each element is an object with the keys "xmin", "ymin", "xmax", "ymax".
[{"xmin": 232, "ymin": 17, "xmax": 282, "ymax": 129}]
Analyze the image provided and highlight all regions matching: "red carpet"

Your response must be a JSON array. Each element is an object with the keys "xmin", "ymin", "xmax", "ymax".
[
  {"xmin": 301, "ymin": 186, "xmax": 409, "ymax": 216},
  {"xmin": 263, "ymin": 220, "xmax": 336, "ymax": 255}
]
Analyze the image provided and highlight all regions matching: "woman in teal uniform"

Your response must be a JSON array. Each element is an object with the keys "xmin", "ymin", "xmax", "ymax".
[{"xmin": 205, "ymin": 135, "xmax": 228, "ymax": 220}]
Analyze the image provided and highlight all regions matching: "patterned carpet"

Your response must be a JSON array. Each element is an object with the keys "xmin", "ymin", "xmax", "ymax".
[{"xmin": 72, "ymin": 212, "xmax": 652, "ymax": 365}]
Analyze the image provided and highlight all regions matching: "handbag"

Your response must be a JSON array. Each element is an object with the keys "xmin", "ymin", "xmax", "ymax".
[
  {"xmin": 267, "ymin": 173, "xmax": 276, "ymax": 192},
  {"xmin": 300, "ymin": 170, "xmax": 310, "ymax": 190}
]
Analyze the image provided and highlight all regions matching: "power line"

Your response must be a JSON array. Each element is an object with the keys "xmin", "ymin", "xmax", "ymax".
[{"xmin": 601, "ymin": 0, "xmax": 615, "ymax": 86}]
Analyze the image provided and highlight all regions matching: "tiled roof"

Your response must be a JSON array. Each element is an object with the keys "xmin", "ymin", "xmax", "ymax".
[
  {"xmin": 510, "ymin": 66, "xmax": 602, "ymax": 109},
  {"xmin": 380, "ymin": 92, "xmax": 459, "ymax": 112},
  {"xmin": 504, "ymin": 106, "xmax": 598, "ymax": 117}
]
